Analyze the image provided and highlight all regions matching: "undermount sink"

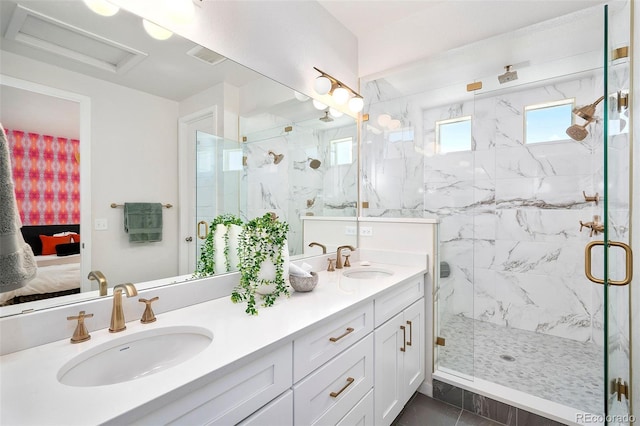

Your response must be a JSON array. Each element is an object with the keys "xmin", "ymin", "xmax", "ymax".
[
  {"xmin": 58, "ymin": 326, "xmax": 212, "ymax": 387},
  {"xmin": 342, "ymin": 268, "xmax": 394, "ymax": 280}
]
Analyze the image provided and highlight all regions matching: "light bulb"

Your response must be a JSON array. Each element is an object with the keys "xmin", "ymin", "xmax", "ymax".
[
  {"xmin": 294, "ymin": 91, "xmax": 310, "ymax": 102},
  {"xmin": 143, "ymin": 19, "xmax": 173, "ymax": 40},
  {"xmin": 83, "ymin": 0, "xmax": 119, "ymax": 16},
  {"xmin": 348, "ymin": 97, "xmax": 364, "ymax": 113},
  {"xmin": 332, "ymin": 87, "xmax": 349, "ymax": 105},
  {"xmin": 314, "ymin": 76, "xmax": 332, "ymax": 95},
  {"xmin": 329, "ymin": 108, "xmax": 343, "ymax": 118},
  {"xmin": 377, "ymin": 114, "xmax": 391, "ymax": 127},
  {"xmin": 312, "ymin": 100, "xmax": 327, "ymax": 110},
  {"xmin": 165, "ymin": 0, "xmax": 195, "ymax": 25}
]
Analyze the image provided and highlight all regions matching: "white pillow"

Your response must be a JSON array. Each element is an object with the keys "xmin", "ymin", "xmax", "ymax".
[{"xmin": 53, "ymin": 231, "xmax": 74, "ymax": 237}]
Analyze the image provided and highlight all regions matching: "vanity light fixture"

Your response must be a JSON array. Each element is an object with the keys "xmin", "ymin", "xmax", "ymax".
[
  {"xmin": 83, "ymin": 0, "xmax": 119, "ymax": 17},
  {"xmin": 313, "ymin": 67, "xmax": 364, "ymax": 113},
  {"xmin": 329, "ymin": 107, "xmax": 343, "ymax": 118}
]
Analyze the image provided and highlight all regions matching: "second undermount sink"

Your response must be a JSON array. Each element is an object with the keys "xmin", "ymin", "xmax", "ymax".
[
  {"xmin": 58, "ymin": 326, "xmax": 212, "ymax": 387},
  {"xmin": 342, "ymin": 268, "xmax": 394, "ymax": 280}
]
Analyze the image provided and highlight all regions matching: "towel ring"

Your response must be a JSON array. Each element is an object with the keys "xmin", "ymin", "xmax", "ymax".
[{"xmin": 111, "ymin": 203, "xmax": 173, "ymax": 208}]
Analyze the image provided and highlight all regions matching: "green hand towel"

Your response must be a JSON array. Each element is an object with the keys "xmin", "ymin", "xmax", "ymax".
[{"xmin": 124, "ymin": 203, "xmax": 163, "ymax": 243}]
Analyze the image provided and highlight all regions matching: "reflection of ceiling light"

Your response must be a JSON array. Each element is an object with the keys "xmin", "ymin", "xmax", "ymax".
[
  {"xmin": 377, "ymin": 114, "xmax": 391, "ymax": 127},
  {"xmin": 294, "ymin": 91, "xmax": 310, "ymax": 102},
  {"xmin": 312, "ymin": 99, "xmax": 327, "ymax": 110},
  {"xmin": 165, "ymin": 0, "xmax": 195, "ymax": 25},
  {"xmin": 332, "ymin": 87, "xmax": 349, "ymax": 105},
  {"xmin": 329, "ymin": 108, "xmax": 343, "ymax": 118},
  {"xmin": 314, "ymin": 76, "xmax": 332, "ymax": 95},
  {"xmin": 143, "ymin": 19, "xmax": 173, "ymax": 40},
  {"xmin": 388, "ymin": 119, "xmax": 401, "ymax": 130},
  {"xmin": 83, "ymin": 0, "xmax": 119, "ymax": 16},
  {"xmin": 348, "ymin": 96, "xmax": 364, "ymax": 113}
]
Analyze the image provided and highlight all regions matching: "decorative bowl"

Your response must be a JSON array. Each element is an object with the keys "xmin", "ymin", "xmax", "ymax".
[{"xmin": 289, "ymin": 272, "xmax": 318, "ymax": 292}]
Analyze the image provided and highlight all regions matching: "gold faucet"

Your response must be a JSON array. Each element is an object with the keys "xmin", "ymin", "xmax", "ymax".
[
  {"xmin": 308, "ymin": 242, "xmax": 327, "ymax": 254},
  {"xmin": 109, "ymin": 283, "xmax": 138, "ymax": 333},
  {"xmin": 335, "ymin": 245, "xmax": 356, "ymax": 269},
  {"xmin": 88, "ymin": 270, "xmax": 108, "ymax": 296},
  {"xmin": 579, "ymin": 215, "xmax": 604, "ymax": 237}
]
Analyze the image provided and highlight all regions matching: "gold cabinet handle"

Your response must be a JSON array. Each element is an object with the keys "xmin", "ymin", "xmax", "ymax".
[
  {"xmin": 400, "ymin": 325, "xmax": 406, "ymax": 352},
  {"xmin": 329, "ymin": 327, "xmax": 354, "ymax": 342},
  {"xmin": 406, "ymin": 320, "xmax": 413, "ymax": 346},
  {"xmin": 330, "ymin": 377, "xmax": 354, "ymax": 398},
  {"xmin": 585, "ymin": 240, "xmax": 633, "ymax": 286},
  {"xmin": 197, "ymin": 221, "xmax": 209, "ymax": 240}
]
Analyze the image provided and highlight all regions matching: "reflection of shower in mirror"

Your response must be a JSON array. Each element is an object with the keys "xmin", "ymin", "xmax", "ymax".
[{"xmin": 268, "ymin": 150, "xmax": 284, "ymax": 164}]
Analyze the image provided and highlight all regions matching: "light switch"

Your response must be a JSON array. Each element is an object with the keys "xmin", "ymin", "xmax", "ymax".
[{"xmin": 95, "ymin": 218, "xmax": 108, "ymax": 231}]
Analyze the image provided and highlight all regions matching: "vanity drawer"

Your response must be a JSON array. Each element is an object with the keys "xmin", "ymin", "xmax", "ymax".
[
  {"xmin": 293, "ymin": 333, "xmax": 373, "ymax": 426},
  {"xmin": 239, "ymin": 390, "xmax": 293, "ymax": 426},
  {"xmin": 374, "ymin": 276, "xmax": 424, "ymax": 327},
  {"xmin": 293, "ymin": 301, "xmax": 373, "ymax": 382},
  {"xmin": 128, "ymin": 343, "xmax": 292, "ymax": 426},
  {"xmin": 337, "ymin": 388, "xmax": 374, "ymax": 426}
]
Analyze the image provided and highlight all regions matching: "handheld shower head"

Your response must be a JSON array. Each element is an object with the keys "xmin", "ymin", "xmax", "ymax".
[
  {"xmin": 498, "ymin": 65, "xmax": 518, "ymax": 84},
  {"xmin": 566, "ymin": 122, "xmax": 590, "ymax": 141},
  {"xmin": 268, "ymin": 150, "xmax": 284, "ymax": 164}
]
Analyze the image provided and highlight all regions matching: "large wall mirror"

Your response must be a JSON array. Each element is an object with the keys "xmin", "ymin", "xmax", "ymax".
[{"xmin": 0, "ymin": 0, "xmax": 357, "ymax": 316}]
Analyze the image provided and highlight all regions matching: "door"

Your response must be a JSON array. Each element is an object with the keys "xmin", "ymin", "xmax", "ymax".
[
  {"xmin": 374, "ymin": 312, "xmax": 405, "ymax": 426},
  {"xmin": 403, "ymin": 299, "xmax": 425, "ymax": 395},
  {"xmin": 602, "ymin": 3, "xmax": 632, "ymax": 422}
]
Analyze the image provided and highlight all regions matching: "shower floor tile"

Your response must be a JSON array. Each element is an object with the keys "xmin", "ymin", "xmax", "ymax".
[{"xmin": 437, "ymin": 315, "xmax": 603, "ymax": 415}]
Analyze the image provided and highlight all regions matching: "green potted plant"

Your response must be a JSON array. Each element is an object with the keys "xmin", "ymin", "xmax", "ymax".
[
  {"xmin": 231, "ymin": 213, "xmax": 290, "ymax": 315},
  {"xmin": 195, "ymin": 214, "xmax": 243, "ymax": 277}
]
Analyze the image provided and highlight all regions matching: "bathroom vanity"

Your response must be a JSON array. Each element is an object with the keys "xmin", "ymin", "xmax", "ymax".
[{"xmin": 0, "ymin": 262, "xmax": 427, "ymax": 426}]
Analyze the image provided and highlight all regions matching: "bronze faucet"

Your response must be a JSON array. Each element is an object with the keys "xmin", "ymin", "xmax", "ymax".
[
  {"xmin": 109, "ymin": 283, "xmax": 138, "ymax": 333},
  {"xmin": 87, "ymin": 270, "xmax": 108, "ymax": 296},
  {"xmin": 308, "ymin": 242, "xmax": 327, "ymax": 254},
  {"xmin": 579, "ymin": 215, "xmax": 604, "ymax": 237},
  {"xmin": 336, "ymin": 245, "xmax": 356, "ymax": 269}
]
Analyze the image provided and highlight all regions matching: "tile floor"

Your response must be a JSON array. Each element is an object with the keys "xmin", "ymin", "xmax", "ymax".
[
  {"xmin": 393, "ymin": 392, "xmax": 504, "ymax": 426},
  {"xmin": 437, "ymin": 315, "xmax": 603, "ymax": 414}
]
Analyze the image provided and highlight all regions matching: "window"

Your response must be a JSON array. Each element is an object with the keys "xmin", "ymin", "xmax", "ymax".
[
  {"xmin": 436, "ymin": 116, "xmax": 471, "ymax": 154},
  {"xmin": 223, "ymin": 148, "xmax": 243, "ymax": 171},
  {"xmin": 330, "ymin": 137, "xmax": 353, "ymax": 166},
  {"xmin": 525, "ymin": 99, "xmax": 573, "ymax": 144}
]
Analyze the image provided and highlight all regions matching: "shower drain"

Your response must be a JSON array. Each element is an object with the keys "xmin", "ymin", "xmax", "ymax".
[{"xmin": 500, "ymin": 354, "xmax": 516, "ymax": 362}]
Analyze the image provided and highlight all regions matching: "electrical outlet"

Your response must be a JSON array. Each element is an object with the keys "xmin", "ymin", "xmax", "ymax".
[
  {"xmin": 345, "ymin": 226, "xmax": 357, "ymax": 236},
  {"xmin": 94, "ymin": 218, "xmax": 108, "ymax": 231},
  {"xmin": 360, "ymin": 226, "xmax": 373, "ymax": 237}
]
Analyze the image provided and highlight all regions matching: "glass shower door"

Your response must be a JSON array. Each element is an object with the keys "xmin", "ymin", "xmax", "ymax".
[{"xmin": 602, "ymin": 2, "xmax": 633, "ymax": 423}]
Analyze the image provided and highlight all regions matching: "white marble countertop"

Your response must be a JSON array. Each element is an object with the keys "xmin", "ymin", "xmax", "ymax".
[{"xmin": 0, "ymin": 262, "xmax": 426, "ymax": 425}]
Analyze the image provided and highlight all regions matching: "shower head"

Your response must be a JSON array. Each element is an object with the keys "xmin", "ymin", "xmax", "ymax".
[
  {"xmin": 308, "ymin": 158, "xmax": 321, "ymax": 169},
  {"xmin": 319, "ymin": 111, "xmax": 334, "ymax": 122},
  {"xmin": 565, "ymin": 122, "xmax": 590, "ymax": 141},
  {"xmin": 498, "ymin": 65, "xmax": 518, "ymax": 84},
  {"xmin": 268, "ymin": 150, "xmax": 284, "ymax": 164},
  {"xmin": 572, "ymin": 95, "xmax": 605, "ymax": 122}
]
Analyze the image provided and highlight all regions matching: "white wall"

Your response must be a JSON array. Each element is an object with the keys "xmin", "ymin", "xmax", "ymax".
[{"xmin": 1, "ymin": 51, "xmax": 181, "ymax": 286}]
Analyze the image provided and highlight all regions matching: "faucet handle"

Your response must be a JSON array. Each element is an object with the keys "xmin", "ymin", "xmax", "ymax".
[
  {"xmin": 67, "ymin": 310, "xmax": 93, "ymax": 343},
  {"xmin": 139, "ymin": 297, "xmax": 159, "ymax": 324},
  {"xmin": 327, "ymin": 258, "xmax": 336, "ymax": 272},
  {"xmin": 343, "ymin": 255, "xmax": 351, "ymax": 267}
]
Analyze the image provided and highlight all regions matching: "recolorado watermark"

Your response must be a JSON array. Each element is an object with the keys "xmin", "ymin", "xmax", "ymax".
[{"xmin": 576, "ymin": 413, "xmax": 636, "ymax": 423}]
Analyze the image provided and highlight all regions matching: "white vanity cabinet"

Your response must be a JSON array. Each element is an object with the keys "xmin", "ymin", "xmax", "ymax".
[
  {"xmin": 373, "ymin": 278, "xmax": 426, "ymax": 426},
  {"xmin": 122, "ymin": 343, "xmax": 293, "ymax": 426}
]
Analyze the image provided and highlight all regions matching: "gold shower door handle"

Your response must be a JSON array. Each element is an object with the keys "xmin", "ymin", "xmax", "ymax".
[
  {"xmin": 197, "ymin": 221, "xmax": 209, "ymax": 240},
  {"xmin": 585, "ymin": 240, "xmax": 633, "ymax": 286}
]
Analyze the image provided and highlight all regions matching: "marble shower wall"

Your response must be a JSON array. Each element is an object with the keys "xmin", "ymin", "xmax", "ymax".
[
  {"xmin": 242, "ymin": 122, "xmax": 357, "ymax": 255},
  {"xmin": 363, "ymin": 75, "xmax": 615, "ymax": 345}
]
